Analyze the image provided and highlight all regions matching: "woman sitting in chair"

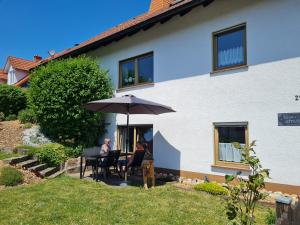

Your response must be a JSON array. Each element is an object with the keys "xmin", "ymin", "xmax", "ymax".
[{"xmin": 100, "ymin": 138, "xmax": 111, "ymax": 156}]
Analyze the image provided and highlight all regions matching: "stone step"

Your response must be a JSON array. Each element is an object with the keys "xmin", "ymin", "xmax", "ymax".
[
  {"xmin": 28, "ymin": 163, "xmax": 48, "ymax": 173},
  {"xmin": 48, "ymin": 170, "xmax": 65, "ymax": 179},
  {"xmin": 3, "ymin": 155, "xmax": 30, "ymax": 165},
  {"xmin": 39, "ymin": 167, "xmax": 60, "ymax": 178},
  {"xmin": 16, "ymin": 159, "xmax": 39, "ymax": 169}
]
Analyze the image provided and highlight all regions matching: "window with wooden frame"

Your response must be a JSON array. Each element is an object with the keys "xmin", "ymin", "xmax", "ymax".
[
  {"xmin": 119, "ymin": 52, "xmax": 153, "ymax": 88},
  {"xmin": 213, "ymin": 122, "xmax": 249, "ymax": 170},
  {"xmin": 117, "ymin": 125, "xmax": 153, "ymax": 154},
  {"xmin": 213, "ymin": 23, "xmax": 247, "ymax": 71}
]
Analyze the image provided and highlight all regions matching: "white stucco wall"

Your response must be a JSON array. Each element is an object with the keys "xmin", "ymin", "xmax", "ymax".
[
  {"xmin": 87, "ymin": 0, "xmax": 300, "ymax": 186},
  {"xmin": 7, "ymin": 66, "xmax": 27, "ymax": 85}
]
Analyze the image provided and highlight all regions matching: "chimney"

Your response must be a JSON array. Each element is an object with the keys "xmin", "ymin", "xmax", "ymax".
[
  {"xmin": 33, "ymin": 55, "xmax": 42, "ymax": 62},
  {"xmin": 149, "ymin": 0, "xmax": 172, "ymax": 13}
]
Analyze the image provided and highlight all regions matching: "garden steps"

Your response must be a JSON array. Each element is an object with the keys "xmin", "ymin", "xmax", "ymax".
[
  {"xmin": 28, "ymin": 163, "xmax": 48, "ymax": 173},
  {"xmin": 48, "ymin": 170, "xmax": 65, "ymax": 179},
  {"xmin": 3, "ymin": 155, "xmax": 30, "ymax": 165},
  {"xmin": 16, "ymin": 159, "xmax": 39, "ymax": 169},
  {"xmin": 39, "ymin": 167, "xmax": 60, "ymax": 178}
]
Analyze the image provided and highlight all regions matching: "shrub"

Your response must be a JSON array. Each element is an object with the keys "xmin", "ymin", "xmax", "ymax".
[
  {"xmin": 64, "ymin": 146, "xmax": 83, "ymax": 158},
  {"xmin": 0, "ymin": 84, "xmax": 27, "ymax": 117},
  {"xmin": 28, "ymin": 57, "xmax": 112, "ymax": 146},
  {"xmin": 37, "ymin": 143, "xmax": 67, "ymax": 166},
  {"xmin": 5, "ymin": 114, "xmax": 17, "ymax": 121},
  {"xmin": 225, "ymin": 141, "xmax": 270, "ymax": 225},
  {"xmin": 265, "ymin": 208, "xmax": 276, "ymax": 225},
  {"xmin": 0, "ymin": 112, "xmax": 5, "ymax": 121},
  {"xmin": 194, "ymin": 182, "xmax": 229, "ymax": 196},
  {"xmin": 23, "ymin": 123, "xmax": 33, "ymax": 129},
  {"xmin": 18, "ymin": 108, "xmax": 37, "ymax": 124},
  {"xmin": 0, "ymin": 167, "xmax": 23, "ymax": 186}
]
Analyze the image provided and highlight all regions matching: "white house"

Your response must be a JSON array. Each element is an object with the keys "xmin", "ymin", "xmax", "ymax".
[{"xmin": 44, "ymin": 0, "xmax": 300, "ymax": 194}]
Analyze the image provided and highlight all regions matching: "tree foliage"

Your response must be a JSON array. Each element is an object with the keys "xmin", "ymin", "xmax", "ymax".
[
  {"xmin": 28, "ymin": 56, "xmax": 112, "ymax": 146},
  {"xmin": 0, "ymin": 84, "xmax": 27, "ymax": 116},
  {"xmin": 225, "ymin": 141, "xmax": 270, "ymax": 225}
]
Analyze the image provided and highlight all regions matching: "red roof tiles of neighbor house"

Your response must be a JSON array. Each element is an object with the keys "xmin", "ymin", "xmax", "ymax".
[
  {"xmin": 0, "ymin": 70, "xmax": 7, "ymax": 80},
  {"xmin": 7, "ymin": 56, "xmax": 38, "ymax": 71},
  {"xmin": 39, "ymin": 0, "xmax": 207, "ymax": 65},
  {"xmin": 14, "ymin": 75, "xmax": 30, "ymax": 87}
]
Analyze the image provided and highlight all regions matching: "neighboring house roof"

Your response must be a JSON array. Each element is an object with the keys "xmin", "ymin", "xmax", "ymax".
[
  {"xmin": 39, "ymin": 0, "xmax": 214, "ymax": 64},
  {"xmin": 14, "ymin": 75, "xmax": 30, "ymax": 87},
  {"xmin": 7, "ymin": 56, "xmax": 38, "ymax": 71},
  {"xmin": 0, "ymin": 70, "xmax": 7, "ymax": 83}
]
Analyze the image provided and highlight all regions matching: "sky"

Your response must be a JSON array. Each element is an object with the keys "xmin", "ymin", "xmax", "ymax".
[{"xmin": 0, "ymin": 0, "xmax": 150, "ymax": 66}]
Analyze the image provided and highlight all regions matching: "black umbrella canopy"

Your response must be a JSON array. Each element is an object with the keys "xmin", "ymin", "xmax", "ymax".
[{"xmin": 83, "ymin": 95, "xmax": 175, "ymax": 114}]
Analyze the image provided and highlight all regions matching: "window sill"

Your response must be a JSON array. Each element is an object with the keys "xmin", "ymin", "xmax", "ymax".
[
  {"xmin": 210, "ymin": 64, "xmax": 248, "ymax": 75},
  {"xmin": 116, "ymin": 82, "xmax": 154, "ymax": 93},
  {"xmin": 211, "ymin": 163, "xmax": 251, "ymax": 172}
]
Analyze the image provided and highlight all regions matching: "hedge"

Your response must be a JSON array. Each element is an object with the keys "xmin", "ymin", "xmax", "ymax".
[
  {"xmin": 194, "ymin": 182, "xmax": 229, "ymax": 196},
  {"xmin": 0, "ymin": 84, "xmax": 27, "ymax": 117},
  {"xmin": 28, "ymin": 56, "xmax": 112, "ymax": 146}
]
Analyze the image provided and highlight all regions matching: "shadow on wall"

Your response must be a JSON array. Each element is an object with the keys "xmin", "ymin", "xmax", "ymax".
[
  {"xmin": 98, "ymin": 113, "xmax": 117, "ymax": 147},
  {"xmin": 153, "ymin": 131, "xmax": 181, "ymax": 172}
]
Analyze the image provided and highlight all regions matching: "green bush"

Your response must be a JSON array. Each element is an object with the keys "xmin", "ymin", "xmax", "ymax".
[
  {"xmin": 18, "ymin": 108, "xmax": 37, "ymax": 124},
  {"xmin": 0, "ymin": 84, "xmax": 27, "ymax": 117},
  {"xmin": 265, "ymin": 208, "xmax": 276, "ymax": 225},
  {"xmin": 37, "ymin": 143, "xmax": 67, "ymax": 166},
  {"xmin": 64, "ymin": 146, "xmax": 83, "ymax": 158},
  {"xmin": 0, "ymin": 167, "xmax": 23, "ymax": 186},
  {"xmin": 194, "ymin": 182, "xmax": 229, "ymax": 196},
  {"xmin": 5, "ymin": 114, "xmax": 17, "ymax": 121},
  {"xmin": 28, "ymin": 56, "xmax": 112, "ymax": 146},
  {"xmin": 0, "ymin": 112, "xmax": 5, "ymax": 121}
]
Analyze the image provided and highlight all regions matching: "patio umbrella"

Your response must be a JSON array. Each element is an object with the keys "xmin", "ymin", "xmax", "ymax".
[{"xmin": 82, "ymin": 94, "xmax": 175, "ymax": 182}]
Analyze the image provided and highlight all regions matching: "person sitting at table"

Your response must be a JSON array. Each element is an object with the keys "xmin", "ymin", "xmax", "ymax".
[{"xmin": 100, "ymin": 138, "xmax": 111, "ymax": 156}]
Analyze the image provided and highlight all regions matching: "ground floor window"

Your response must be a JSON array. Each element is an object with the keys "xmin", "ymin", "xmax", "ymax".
[
  {"xmin": 117, "ymin": 125, "xmax": 153, "ymax": 154},
  {"xmin": 213, "ymin": 122, "xmax": 248, "ymax": 168}
]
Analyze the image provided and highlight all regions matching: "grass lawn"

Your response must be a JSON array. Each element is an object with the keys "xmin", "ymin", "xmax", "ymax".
[
  {"xmin": 0, "ymin": 176, "xmax": 272, "ymax": 225},
  {"xmin": 0, "ymin": 152, "xmax": 20, "ymax": 160}
]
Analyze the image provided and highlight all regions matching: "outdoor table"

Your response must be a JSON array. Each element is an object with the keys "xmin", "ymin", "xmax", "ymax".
[{"xmin": 86, "ymin": 153, "xmax": 109, "ymax": 181}]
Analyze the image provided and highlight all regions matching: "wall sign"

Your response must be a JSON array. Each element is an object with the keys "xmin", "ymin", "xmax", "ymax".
[{"xmin": 278, "ymin": 113, "xmax": 300, "ymax": 126}]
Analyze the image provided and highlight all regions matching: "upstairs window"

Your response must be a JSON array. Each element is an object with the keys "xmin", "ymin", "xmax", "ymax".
[
  {"xmin": 213, "ymin": 24, "xmax": 247, "ymax": 71},
  {"xmin": 119, "ymin": 52, "xmax": 153, "ymax": 88}
]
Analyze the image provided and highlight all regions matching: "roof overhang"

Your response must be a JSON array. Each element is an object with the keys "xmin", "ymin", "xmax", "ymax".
[{"xmin": 43, "ymin": 0, "xmax": 214, "ymax": 61}]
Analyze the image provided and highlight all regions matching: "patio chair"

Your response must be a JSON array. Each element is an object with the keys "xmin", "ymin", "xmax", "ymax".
[
  {"xmin": 98, "ymin": 151, "xmax": 115, "ymax": 179},
  {"xmin": 82, "ymin": 147, "xmax": 101, "ymax": 178},
  {"xmin": 128, "ymin": 150, "xmax": 146, "ymax": 175},
  {"xmin": 110, "ymin": 150, "xmax": 121, "ymax": 173}
]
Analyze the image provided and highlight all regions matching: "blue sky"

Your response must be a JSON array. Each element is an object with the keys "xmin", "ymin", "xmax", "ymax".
[{"xmin": 0, "ymin": 0, "xmax": 150, "ymax": 66}]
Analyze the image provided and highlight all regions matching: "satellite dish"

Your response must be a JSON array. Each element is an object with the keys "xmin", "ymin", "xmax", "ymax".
[{"xmin": 48, "ymin": 50, "xmax": 56, "ymax": 57}]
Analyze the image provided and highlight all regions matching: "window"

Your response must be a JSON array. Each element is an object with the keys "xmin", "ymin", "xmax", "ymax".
[
  {"xmin": 119, "ymin": 53, "xmax": 153, "ymax": 88},
  {"xmin": 214, "ymin": 122, "xmax": 249, "ymax": 169},
  {"xmin": 213, "ymin": 24, "xmax": 247, "ymax": 71},
  {"xmin": 117, "ymin": 125, "xmax": 153, "ymax": 154}
]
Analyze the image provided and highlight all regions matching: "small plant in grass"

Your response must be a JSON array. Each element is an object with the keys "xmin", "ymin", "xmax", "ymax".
[
  {"xmin": 194, "ymin": 182, "xmax": 229, "ymax": 196},
  {"xmin": 264, "ymin": 208, "xmax": 276, "ymax": 225},
  {"xmin": 0, "ymin": 167, "xmax": 23, "ymax": 186},
  {"xmin": 37, "ymin": 143, "xmax": 67, "ymax": 166},
  {"xmin": 225, "ymin": 141, "xmax": 270, "ymax": 225}
]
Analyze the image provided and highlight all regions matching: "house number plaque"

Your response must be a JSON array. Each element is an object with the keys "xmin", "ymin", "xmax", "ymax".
[{"xmin": 278, "ymin": 113, "xmax": 300, "ymax": 126}]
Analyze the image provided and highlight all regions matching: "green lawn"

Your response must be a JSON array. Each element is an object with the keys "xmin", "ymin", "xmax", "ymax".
[
  {"xmin": 0, "ymin": 176, "xmax": 271, "ymax": 225},
  {"xmin": 0, "ymin": 152, "xmax": 20, "ymax": 160}
]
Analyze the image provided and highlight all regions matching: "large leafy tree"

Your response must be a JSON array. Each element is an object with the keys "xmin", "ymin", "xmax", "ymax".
[{"xmin": 28, "ymin": 56, "xmax": 112, "ymax": 146}]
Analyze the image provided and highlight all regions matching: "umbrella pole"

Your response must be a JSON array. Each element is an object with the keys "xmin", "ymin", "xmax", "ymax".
[{"xmin": 125, "ymin": 112, "xmax": 129, "ymax": 182}]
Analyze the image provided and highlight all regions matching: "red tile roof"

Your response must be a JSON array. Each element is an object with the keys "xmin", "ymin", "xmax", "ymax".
[
  {"xmin": 40, "ymin": 0, "xmax": 211, "ymax": 64},
  {"xmin": 8, "ymin": 56, "xmax": 38, "ymax": 71},
  {"xmin": 0, "ymin": 70, "xmax": 7, "ymax": 83},
  {"xmin": 14, "ymin": 75, "xmax": 29, "ymax": 87}
]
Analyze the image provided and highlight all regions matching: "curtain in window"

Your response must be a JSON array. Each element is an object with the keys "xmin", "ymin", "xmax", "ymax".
[
  {"xmin": 219, "ymin": 143, "xmax": 243, "ymax": 162},
  {"xmin": 218, "ymin": 46, "xmax": 244, "ymax": 68}
]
